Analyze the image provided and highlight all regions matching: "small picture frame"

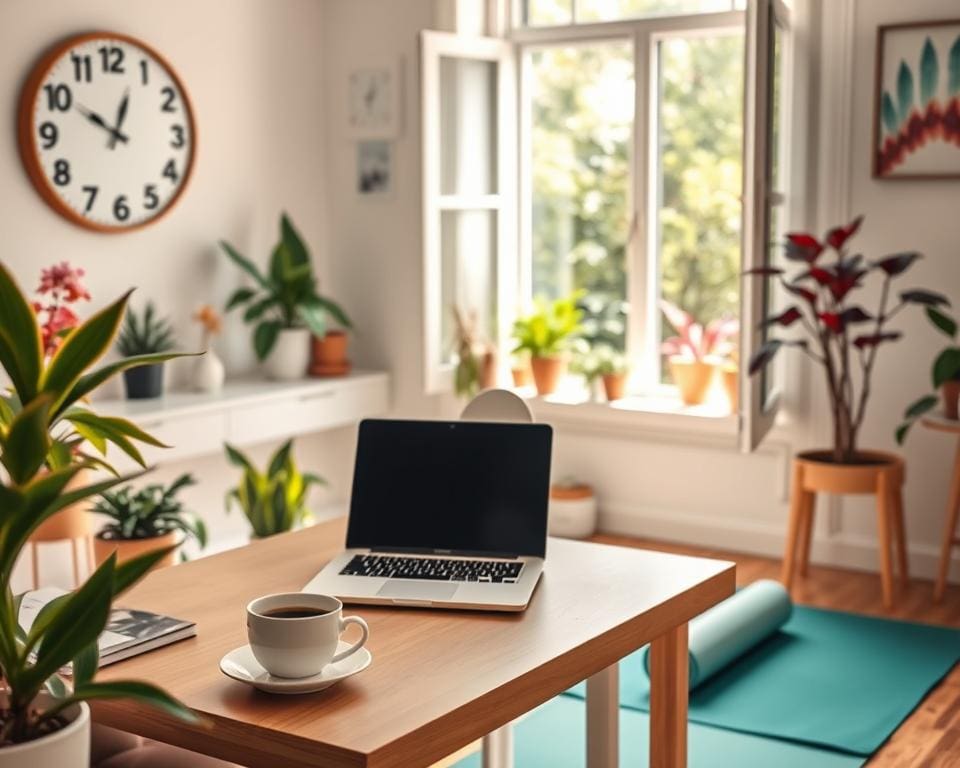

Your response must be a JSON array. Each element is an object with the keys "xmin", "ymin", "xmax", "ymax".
[
  {"xmin": 347, "ymin": 59, "xmax": 403, "ymax": 139},
  {"xmin": 357, "ymin": 140, "xmax": 393, "ymax": 197},
  {"xmin": 873, "ymin": 19, "xmax": 960, "ymax": 179}
]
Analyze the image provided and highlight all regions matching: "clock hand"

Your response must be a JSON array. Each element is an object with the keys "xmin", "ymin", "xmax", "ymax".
[
  {"xmin": 108, "ymin": 88, "xmax": 130, "ymax": 150},
  {"xmin": 75, "ymin": 103, "xmax": 129, "ymax": 146}
]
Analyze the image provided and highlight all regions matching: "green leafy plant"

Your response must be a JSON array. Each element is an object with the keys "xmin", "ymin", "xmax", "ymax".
[
  {"xmin": 93, "ymin": 474, "xmax": 207, "ymax": 552},
  {"xmin": 512, "ymin": 292, "xmax": 585, "ymax": 359},
  {"xmin": 572, "ymin": 344, "xmax": 627, "ymax": 384},
  {"xmin": 0, "ymin": 262, "xmax": 196, "ymax": 746},
  {"xmin": 221, "ymin": 214, "xmax": 352, "ymax": 361},
  {"xmin": 896, "ymin": 306, "xmax": 960, "ymax": 443},
  {"xmin": 116, "ymin": 301, "xmax": 176, "ymax": 356},
  {"xmin": 223, "ymin": 440, "xmax": 324, "ymax": 538}
]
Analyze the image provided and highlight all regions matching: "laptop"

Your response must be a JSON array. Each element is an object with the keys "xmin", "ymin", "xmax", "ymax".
[{"xmin": 303, "ymin": 418, "xmax": 553, "ymax": 611}]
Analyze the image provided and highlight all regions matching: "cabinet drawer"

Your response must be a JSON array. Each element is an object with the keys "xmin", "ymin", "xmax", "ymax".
[
  {"xmin": 227, "ymin": 378, "xmax": 388, "ymax": 447},
  {"xmin": 112, "ymin": 410, "xmax": 228, "ymax": 472}
]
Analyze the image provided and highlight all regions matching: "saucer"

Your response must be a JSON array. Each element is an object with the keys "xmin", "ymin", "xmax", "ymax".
[{"xmin": 220, "ymin": 641, "xmax": 372, "ymax": 694}]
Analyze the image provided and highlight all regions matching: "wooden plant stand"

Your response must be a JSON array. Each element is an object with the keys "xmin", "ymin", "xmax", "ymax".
[
  {"xmin": 781, "ymin": 450, "xmax": 906, "ymax": 609},
  {"xmin": 921, "ymin": 414, "xmax": 960, "ymax": 603}
]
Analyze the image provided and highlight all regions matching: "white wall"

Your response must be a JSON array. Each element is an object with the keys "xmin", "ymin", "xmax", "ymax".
[{"xmin": 0, "ymin": 0, "xmax": 354, "ymax": 589}]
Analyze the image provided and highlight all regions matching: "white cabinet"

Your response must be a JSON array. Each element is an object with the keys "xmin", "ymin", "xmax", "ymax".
[{"xmin": 93, "ymin": 371, "xmax": 390, "ymax": 468}]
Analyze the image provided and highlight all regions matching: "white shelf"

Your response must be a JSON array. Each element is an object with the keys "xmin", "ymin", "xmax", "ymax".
[{"xmin": 91, "ymin": 370, "xmax": 390, "ymax": 468}]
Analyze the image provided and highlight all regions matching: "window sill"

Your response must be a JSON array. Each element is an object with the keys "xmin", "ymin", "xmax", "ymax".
[{"xmin": 519, "ymin": 387, "xmax": 739, "ymax": 446}]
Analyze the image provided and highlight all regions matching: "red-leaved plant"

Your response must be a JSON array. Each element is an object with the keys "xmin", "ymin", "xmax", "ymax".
[
  {"xmin": 32, "ymin": 262, "xmax": 90, "ymax": 357},
  {"xmin": 660, "ymin": 300, "xmax": 738, "ymax": 362},
  {"xmin": 747, "ymin": 215, "xmax": 949, "ymax": 464}
]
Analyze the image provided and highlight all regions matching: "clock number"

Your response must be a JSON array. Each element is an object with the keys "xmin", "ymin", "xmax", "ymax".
[
  {"xmin": 97, "ymin": 45, "xmax": 125, "ymax": 74},
  {"xmin": 162, "ymin": 159, "xmax": 178, "ymax": 184},
  {"xmin": 143, "ymin": 184, "xmax": 160, "ymax": 210},
  {"xmin": 52, "ymin": 159, "xmax": 70, "ymax": 187},
  {"xmin": 140, "ymin": 59, "xmax": 149, "ymax": 85},
  {"xmin": 70, "ymin": 53, "xmax": 92, "ymax": 83},
  {"xmin": 113, "ymin": 195, "xmax": 131, "ymax": 222},
  {"xmin": 170, "ymin": 124, "xmax": 185, "ymax": 148},
  {"xmin": 81, "ymin": 185, "xmax": 98, "ymax": 214},
  {"xmin": 38, "ymin": 122, "xmax": 58, "ymax": 150},
  {"xmin": 160, "ymin": 87, "xmax": 176, "ymax": 113},
  {"xmin": 43, "ymin": 84, "xmax": 72, "ymax": 112}
]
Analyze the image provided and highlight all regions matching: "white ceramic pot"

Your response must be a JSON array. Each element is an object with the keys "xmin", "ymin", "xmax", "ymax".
[
  {"xmin": 548, "ymin": 484, "xmax": 598, "ymax": 539},
  {"xmin": 0, "ymin": 697, "xmax": 90, "ymax": 768},
  {"xmin": 192, "ymin": 349, "xmax": 225, "ymax": 393},
  {"xmin": 264, "ymin": 328, "xmax": 310, "ymax": 381}
]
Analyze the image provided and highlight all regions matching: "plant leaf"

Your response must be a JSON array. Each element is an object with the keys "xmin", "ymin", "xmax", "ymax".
[
  {"xmin": 280, "ymin": 213, "xmax": 311, "ymax": 269},
  {"xmin": 0, "ymin": 261, "xmax": 44, "ymax": 402},
  {"xmin": 927, "ymin": 307, "xmax": 958, "ymax": 339},
  {"xmin": 901, "ymin": 289, "xmax": 950, "ymax": 307},
  {"xmin": 897, "ymin": 60, "xmax": 914, "ymax": 124},
  {"xmin": 267, "ymin": 440, "xmax": 294, "ymax": 478},
  {"xmin": 296, "ymin": 302, "xmax": 327, "ymax": 338},
  {"xmin": 305, "ymin": 296, "xmax": 352, "ymax": 330},
  {"xmin": 760, "ymin": 306, "xmax": 802, "ymax": 328},
  {"xmin": 219, "ymin": 241, "xmax": 271, "ymax": 290},
  {"xmin": 853, "ymin": 331, "xmax": 901, "ymax": 349},
  {"xmin": 748, "ymin": 340, "xmax": 783, "ymax": 376},
  {"xmin": 825, "ymin": 215, "xmax": 863, "ymax": 251},
  {"xmin": 950, "ymin": 35, "xmax": 960, "ymax": 95},
  {"xmin": 921, "ymin": 37, "xmax": 939, "ymax": 105},
  {"xmin": 1, "ymin": 395, "xmax": 53, "ymax": 484},
  {"xmin": 933, "ymin": 348, "xmax": 960, "ymax": 388},
  {"xmin": 873, "ymin": 252, "xmax": 921, "ymax": 276},
  {"xmin": 225, "ymin": 287, "xmax": 256, "ymax": 311},
  {"xmin": 224, "ymin": 443, "xmax": 255, "ymax": 473},
  {"xmin": 73, "ymin": 642, "xmax": 99, "ymax": 687},
  {"xmin": 70, "ymin": 680, "xmax": 199, "ymax": 724},
  {"xmin": 882, "ymin": 91, "xmax": 900, "ymax": 135},
  {"xmin": 253, "ymin": 320, "xmax": 283, "ymax": 361},
  {"xmin": 895, "ymin": 422, "xmax": 911, "ymax": 445},
  {"xmin": 904, "ymin": 394, "xmax": 939, "ymax": 419}
]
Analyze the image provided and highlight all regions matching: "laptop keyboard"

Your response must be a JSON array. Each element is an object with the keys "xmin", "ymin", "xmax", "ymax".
[{"xmin": 340, "ymin": 554, "xmax": 524, "ymax": 583}]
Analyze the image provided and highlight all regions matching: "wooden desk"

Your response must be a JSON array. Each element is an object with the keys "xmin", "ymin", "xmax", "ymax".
[{"xmin": 93, "ymin": 519, "xmax": 734, "ymax": 768}]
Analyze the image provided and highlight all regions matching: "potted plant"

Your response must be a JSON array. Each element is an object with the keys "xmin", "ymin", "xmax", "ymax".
[
  {"xmin": 0, "ymin": 263, "xmax": 197, "ymax": 765},
  {"xmin": 511, "ymin": 352, "xmax": 534, "ymax": 389},
  {"xmin": 117, "ymin": 301, "xmax": 176, "ymax": 399},
  {"xmin": 224, "ymin": 439, "xmax": 325, "ymax": 538},
  {"xmin": 896, "ymin": 305, "xmax": 960, "ymax": 441},
  {"xmin": 191, "ymin": 304, "xmax": 225, "ymax": 393},
  {"xmin": 221, "ymin": 213, "xmax": 352, "ymax": 380},
  {"xmin": 747, "ymin": 216, "xmax": 947, "ymax": 600},
  {"xmin": 93, "ymin": 474, "xmax": 207, "ymax": 568},
  {"xmin": 512, "ymin": 293, "xmax": 585, "ymax": 396},
  {"xmin": 451, "ymin": 305, "xmax": 497, "ymax": 399},
  {"xmin": 721, "ymin": 346, "xmax": 740, "ymax": 414},
  {"xmin": 660, "ymin": 300, "xmax": 738, "ymax": 406},
  {"xmin": 598, "ymin": 350, "xmax": 630, "ymax": 402}
]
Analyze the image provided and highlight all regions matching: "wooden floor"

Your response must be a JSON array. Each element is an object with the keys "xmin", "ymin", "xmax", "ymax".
[{"xmin": 437, "ymin": 534, "xmax": 960, "ymax": 767}]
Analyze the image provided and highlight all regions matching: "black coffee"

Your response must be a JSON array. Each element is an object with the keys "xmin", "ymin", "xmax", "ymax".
[{"xmin": 261, "ymin": 607, "xmax": 328, "ymax": 619}]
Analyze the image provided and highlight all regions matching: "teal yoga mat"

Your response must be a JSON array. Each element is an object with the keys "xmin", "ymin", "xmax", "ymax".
[
  {"xmin": 453, "ymin": 696, "xmax": 864, "ymax": 768},
  {"xmin": 566, "ymin": 601, "xmax": 960, "ymax": 756},
  {"xmin": 640, "ymin": 580, "xmax": 792, "ymax": 689}
]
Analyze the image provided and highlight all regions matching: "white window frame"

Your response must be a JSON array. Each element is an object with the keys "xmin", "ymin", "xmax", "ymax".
[{"xmin": 421, "ymin": 30, "xmax": 517, "ymax": 394}]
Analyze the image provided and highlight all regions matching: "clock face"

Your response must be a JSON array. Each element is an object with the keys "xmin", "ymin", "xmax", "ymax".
[{"xmin": 18, "ymin": 33, "xmax": 196, "ymax": 232}]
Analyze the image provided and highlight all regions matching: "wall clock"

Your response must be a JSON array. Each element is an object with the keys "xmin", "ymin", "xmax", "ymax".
[{"xmin": 17, "ymin": 32, "xmax": 196, "ymax": 233}]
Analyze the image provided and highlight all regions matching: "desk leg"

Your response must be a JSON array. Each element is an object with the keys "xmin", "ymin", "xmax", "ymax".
[
  {"xmin": 650, "ymin": 623, "xmax": 688, "ymax": 768},
  {"xmin": 481, "ymin": 726, "xmax": 513, "ymax": 768},
  {"xmin": 935, "ymin": 437, "xmax": 960, "ymax": 603},
  {"xmin": 586, "ymin": 662, "xmax": 619, "ymax": 768}
]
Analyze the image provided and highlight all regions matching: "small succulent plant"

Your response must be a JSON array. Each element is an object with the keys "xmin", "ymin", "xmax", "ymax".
[{"xmin": 117, "ymin": 301, "xmax": 176, "ymax": 356}]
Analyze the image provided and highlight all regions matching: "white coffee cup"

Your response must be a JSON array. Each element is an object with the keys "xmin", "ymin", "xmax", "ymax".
[{"xmin": 246, "ymin": 593, "xmax": 369, "ymax": 678}]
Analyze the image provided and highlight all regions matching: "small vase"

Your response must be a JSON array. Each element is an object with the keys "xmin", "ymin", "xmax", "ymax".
[
  {"xmin": 264, "ymin": 328, "xmax": 310, "ymax": 381},
  {"xmin": 530, "ymin": 355, "xmax": 566, "ymax": 396},
  {"xmin": 942, "ymin": 380, "xmax": 960, "ymax": 420},
  {"xmin": 192, "ymin": 350, "xmax": 225, "ymax": 394},
  {"xmin": 123, "ymin": 363, "xmax": 164, "ymax": 399},
  {"xmin": 0, "ymin": 693, "xmax": 90, "ymax": 768},
  {"xmin": 94, "ymin": 530, "xmax": 179, "ymax": 569}
]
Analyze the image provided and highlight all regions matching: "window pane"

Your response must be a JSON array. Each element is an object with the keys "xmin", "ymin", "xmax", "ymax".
[
  {"xmin": 522, "ymin": 0, "xmax": 573, "ymax": 26},
  {"xmin": 578, "ymin": 0, "xmax": 736, "ymax": 23},
  {"xmin": 440, "ymin": 210, "xmax": 498, "ymax": 365},
  {"xmin": 656, "ymin": 34, "xmax": 744, "ymax": 377},
  {"xmin": 529, "ymin": 42, "xmax": 633, "ymax": 351},
  {"xmin": 440, "ymin": 58, "xmax": 497, "ymax": 196}
]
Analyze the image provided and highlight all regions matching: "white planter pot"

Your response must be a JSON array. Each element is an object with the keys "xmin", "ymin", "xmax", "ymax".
[
  {"xmin": 548, "ymin": 491, "xmax": 598, "ymax": 539},
  {"xmin": 192, "ymin": 349, "xmax": 225, "ymax": 393},
  {"xmin": 0, "ymin": 697, "xmax": 89, "ymax": 768},
  {"xmin": 263, "ymin": 328, "xmax": 310, "ymax": 381}
]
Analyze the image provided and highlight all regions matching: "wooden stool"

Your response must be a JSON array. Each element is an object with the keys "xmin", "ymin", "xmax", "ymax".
[
  {"xmin": 28, "ymin": 490, "xmax": 94, "ymax": 589},
  {"xmin": 922, "ymin": 415, "xmax": 960, "ymax": 603},
  {"xmin": 781, "ymin": 450, "xmax": 907, "ymax": 609}
]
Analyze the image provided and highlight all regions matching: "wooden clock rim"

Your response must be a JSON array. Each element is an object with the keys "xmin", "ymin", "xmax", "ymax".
[{"xmin": 17, "ymin": 30, "xmax": 197, "ymax": 234}]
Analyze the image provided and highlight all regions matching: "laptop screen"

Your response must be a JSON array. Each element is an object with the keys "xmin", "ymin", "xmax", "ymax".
[{"xmin": 346, "ymin": 419, "xmax": 553, "ymax": 558}]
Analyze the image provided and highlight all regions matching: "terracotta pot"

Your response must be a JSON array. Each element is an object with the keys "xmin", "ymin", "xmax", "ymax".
[
  {"xmin": 795, "ymin": 449, "xmax": 903, "ymax": 493},
  {"xmin": 94, "ymin": 530, "xmax": 178, "ymax": 569},
  {"xmin": 511, "ymin": 364, "xmax": 533, "ymax": 388},
  {"xmin": 721, "ymin": 364, "xmax": 738, "ymax": 413},
  {"xmin": 942, "ymin": 380, "xmax": 960, "ymax": 420},
  {"xmin": 31, "ymin": 469, "xmax": 92, "ymax": 542},
  {"xmin": 668, "ymin": 357, "xmax": 716, "ymax": 405},
  {"xmin": 602, "ymin": 373, "xmax": 628, "ymax": 402},
  {"xmin": 0, "ymin": 693, "xmax": 89, "ymax": 768},
  {"xmin": 312, "ymin": 330, "xmax": 349, "ymax": 366},
  {"xmin": 479, "ymin": 350, "xmax": 498, "ymax": 390},
  {"xmin": 530, "ymin": 356, "xmax": 566, "ymax": 396}
]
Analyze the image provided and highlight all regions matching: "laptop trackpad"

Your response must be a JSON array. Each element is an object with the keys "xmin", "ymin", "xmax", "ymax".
[{"xmin": 377, "ymin": 580, "xmax": 458, "ymax": 601}]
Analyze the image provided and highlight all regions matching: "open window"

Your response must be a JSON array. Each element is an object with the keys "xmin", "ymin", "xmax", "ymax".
[
  {"xmin": 421, "ymin": 31, "xmax": 516, "ymax": 394},
  {"xmin": 739, "ymin": 0, "xmax": 791, "ymax": 450}
]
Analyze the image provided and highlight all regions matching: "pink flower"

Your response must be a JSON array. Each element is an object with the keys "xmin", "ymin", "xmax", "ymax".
[
  {"xmin": 37, "ymin": 262, "xmax": 90, "ymax": 302},
  {"xmin": 33, "ymin": 262, "xmax": 90, "ymax": 356}
]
